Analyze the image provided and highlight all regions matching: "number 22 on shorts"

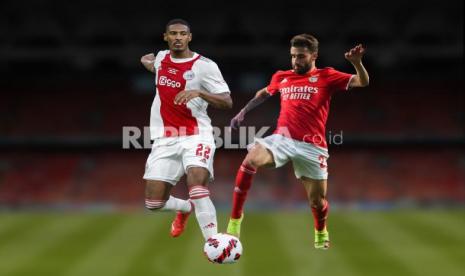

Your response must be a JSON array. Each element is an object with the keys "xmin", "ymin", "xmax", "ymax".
[{"xmin": 196, "ymin": 144, "xmax": 211, "ymax": 159}]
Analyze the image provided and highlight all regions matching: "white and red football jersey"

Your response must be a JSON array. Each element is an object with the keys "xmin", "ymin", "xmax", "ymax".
[
  {"xmin": 150, "ymin": 50, "xmax": 230, "ymax": 139},
  {"xmin": 266, "ymin": 67, "xmax": 353, "ymax": 148}
]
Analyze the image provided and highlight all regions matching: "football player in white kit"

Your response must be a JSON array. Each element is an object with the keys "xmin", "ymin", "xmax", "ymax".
[{"xmin": 140, "ymin": 19, "xmax": 232, "ymax": 241}]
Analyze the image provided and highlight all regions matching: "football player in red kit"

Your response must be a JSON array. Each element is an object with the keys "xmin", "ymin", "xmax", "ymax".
[{"xmin": 227, "ymin": 34, "xmax": 369, "ymax": 249}]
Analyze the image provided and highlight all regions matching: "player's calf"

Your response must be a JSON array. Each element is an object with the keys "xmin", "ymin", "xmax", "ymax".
[
  {"xmin": 189, "ymin": 185, "xmax": 218, "ymax": 240},
  {"xmin": 311, "ymin": 198, "xmax": 329, "ymax": 231}
]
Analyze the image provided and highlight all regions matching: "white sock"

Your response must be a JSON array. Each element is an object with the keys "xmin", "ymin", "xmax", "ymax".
[
  {"xmin": 189, "ymin": 186, "xmax": 218, "ymax": 240},
  {"xmin": 161, "ymin": 196, "xmax": 192, "ymax": 213}
]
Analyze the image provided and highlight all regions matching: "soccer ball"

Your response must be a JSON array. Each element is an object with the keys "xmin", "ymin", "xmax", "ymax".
[{"xmin": 203, "ymin": 233, "xmax": 243, "ymax": 264}]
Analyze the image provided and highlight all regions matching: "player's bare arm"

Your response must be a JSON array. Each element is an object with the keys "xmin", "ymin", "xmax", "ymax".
[
  {"xmin": 174, "ymin": 90, "xmax": 232, "ymax": 109},
  {"xmin": 345, "ymin": 44, "xmax": 369, "ymax": 88},
  {"xmin": 230, "ymin": 87, "xmax": 271, "ymax": 129},
  {"xmin": 141, "ymin": 53, "xmax": 156, "ymax": 73}
]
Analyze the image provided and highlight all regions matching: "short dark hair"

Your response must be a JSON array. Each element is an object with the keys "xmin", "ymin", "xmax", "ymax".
[
  {"xmin": 290, "ymin": 34, "xmax": 319, "ymax": 52},
  {"xmin": 166, "ymin": 18, "xmax": 191, "ymax": 32}
]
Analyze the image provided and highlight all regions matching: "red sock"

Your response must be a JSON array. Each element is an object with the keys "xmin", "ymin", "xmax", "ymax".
[
  {"xmin": 311, "ymin": 199, "xmax": 329, "ymax": 231},
  {"xmin": 231, "ymin": 163, "xmax": 256, "ymax": 219}
]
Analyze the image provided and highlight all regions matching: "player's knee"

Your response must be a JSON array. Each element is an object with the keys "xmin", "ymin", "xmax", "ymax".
[
  {"xmin": 245, "ymin": 144, "xmax": 273, "ymax": 169},
  {"xmin": 244, "ymin": 153, "xmax": 264, "ymax": 169},
  {"xmin": 145, "ymin": 198, "xmax": 166, "ymax": 211}
]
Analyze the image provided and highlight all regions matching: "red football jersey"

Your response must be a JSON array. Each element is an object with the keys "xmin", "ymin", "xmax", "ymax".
[
  {"xmin": 150, "ymin": 50, "xmax": 230, "ymax": 139},
  {"xmin": 266, "ymin": 67, "xmax": 353, "ymax": 148}
]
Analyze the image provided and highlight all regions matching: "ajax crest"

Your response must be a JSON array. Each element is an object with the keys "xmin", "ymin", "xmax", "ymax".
[{"xmin": 183, "ymin": 70, "xmax": 195, "ymax": 80}]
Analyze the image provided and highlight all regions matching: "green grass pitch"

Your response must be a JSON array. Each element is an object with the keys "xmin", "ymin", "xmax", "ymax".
[{"xmin": 0, "ymin": 210, "xmax": 464, "ymax": 276}]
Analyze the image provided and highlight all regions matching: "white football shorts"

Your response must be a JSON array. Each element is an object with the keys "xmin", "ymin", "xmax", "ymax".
[
  {"xmin": 143, "ymin": 135, "xmax": 216, "ymax": 185},
  {"xmin": 250, "ymin": 134, "xmax": 329, "ymax": 180}
]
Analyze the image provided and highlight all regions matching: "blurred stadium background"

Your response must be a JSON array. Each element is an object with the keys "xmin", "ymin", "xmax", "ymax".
[{"xmin": 0, "ymin": 0, "xmax": 464, "ymax": 275}]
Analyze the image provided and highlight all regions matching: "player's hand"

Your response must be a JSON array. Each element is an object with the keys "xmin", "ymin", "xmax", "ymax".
[
  {"xmin": 230, "ymin": 109, "xmax": 246, "ymax": 130},
  {"xmin": 141, "ymin": 53, "xmax": 155, "ymax": 64},
  {"xmin": 174, "ymin": 90, "xmax": 201, "ymax": 105},
  {"xmin": 344, "ymin": 44, "xmax": 366, "ymax": 64}
]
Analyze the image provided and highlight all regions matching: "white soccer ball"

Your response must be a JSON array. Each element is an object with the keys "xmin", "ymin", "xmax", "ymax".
[{"xmin": 203, "ymin": 233, "xmax": 243, "ymax": 264}]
